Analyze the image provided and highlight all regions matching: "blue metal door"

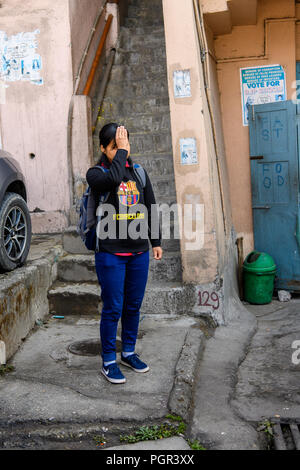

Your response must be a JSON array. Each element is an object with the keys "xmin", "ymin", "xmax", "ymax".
[{"xmin": 249, "ymin": 100, "xmax": 300, "ymax": 291}]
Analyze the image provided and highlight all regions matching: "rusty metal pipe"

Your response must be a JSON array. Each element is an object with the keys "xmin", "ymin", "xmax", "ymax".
[
  {"xmin": 83, "ymin": 14, "xmax": 113, "ymax": 97},
  {"xmin": 74, "ymin": 2, "xmax": 107, "ymax": 94}
]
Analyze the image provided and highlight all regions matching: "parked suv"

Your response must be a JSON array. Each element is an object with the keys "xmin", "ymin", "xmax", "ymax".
[{"xmin": 0, "ymin": 150, "xmax": 32, "ymax": 272}]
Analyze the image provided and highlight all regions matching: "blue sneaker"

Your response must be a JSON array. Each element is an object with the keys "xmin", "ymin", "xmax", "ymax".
[
  {"xmin": 101, "ymin": 363, "xmax": 126, "ymax": 384},
  {"xmin": 121, "ymin": 353, "xmax": 149, "ymax": 373}
]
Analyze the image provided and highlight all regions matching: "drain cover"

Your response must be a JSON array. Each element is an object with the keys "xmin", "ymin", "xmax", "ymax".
[
  {"xmin": 68, "ymin": 339, "xmax": 122, "ymax": 356},
  {"xmin": 272, "ymin": 420, "xmax": 300, "ymax": 450}
]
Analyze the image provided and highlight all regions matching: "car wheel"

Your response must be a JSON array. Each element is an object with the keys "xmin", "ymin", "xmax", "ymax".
[{"xmin": 0, "ymin": 192, "xmax": 32, "ymax": 272}]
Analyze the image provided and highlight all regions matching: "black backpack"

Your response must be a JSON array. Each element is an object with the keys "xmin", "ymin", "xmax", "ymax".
[{"xmin": 77, "ymin": 164, "xmax": 146, "ymax": 251}]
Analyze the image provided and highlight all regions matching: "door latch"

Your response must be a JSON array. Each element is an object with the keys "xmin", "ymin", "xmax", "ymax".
[{"xmin": 252, "ymin": 206, "xmax": 270, "ymax": 209}]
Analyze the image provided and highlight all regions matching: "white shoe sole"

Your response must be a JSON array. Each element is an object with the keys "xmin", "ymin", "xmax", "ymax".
[
  {"xmin": 101, "ymin": 368, "xmax": 126, "ymax": 384},
  {"xmin": 120, "ymin": 360, "xmax": 150, "ymax": 373}
]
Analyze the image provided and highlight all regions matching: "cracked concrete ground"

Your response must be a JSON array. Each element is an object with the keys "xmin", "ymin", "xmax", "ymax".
[
  {"xmin": 2, "ymin": 234, "xmax": 299, "ymax": 450},
  {"xmin": 232, "ymin": 299, "xmax": 300, "ymax": 422},
  {"xmin": 188, "ymin": 297, "xmax": 300, "ymax": 450},
  {"xmin": 0, "ymin": 312, "xmax": 205, "ymax": 450}
]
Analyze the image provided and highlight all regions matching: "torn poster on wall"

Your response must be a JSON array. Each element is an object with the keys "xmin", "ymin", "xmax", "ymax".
[
  {"xmin": 180, "ymin": 138, "xmax": 198, "ymax": 165},
  {"xmin": 173, "ymin": 70, "xmax": 191, "ymax": 98},
  {"xmin": 0, "ymin": 29, "xmax": 43, "ymax": 86}
]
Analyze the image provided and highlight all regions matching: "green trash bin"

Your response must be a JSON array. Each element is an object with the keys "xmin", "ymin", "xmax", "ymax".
[{"xmin": 243, "ymin": 251, "xmax": 276, "ymax": 304}]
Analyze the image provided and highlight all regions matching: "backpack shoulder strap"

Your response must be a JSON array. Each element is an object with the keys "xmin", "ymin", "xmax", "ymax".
[
  {"xmin": 94, "ymin": 164, "xmax": 109, "ymax": 173},
  {"xmin": 92, "ymin": 164, "xmax": 110, "ymax": 202},
  {"xmin": 133, "ymin": 164, "xmax": 146, "ymax": 189}
]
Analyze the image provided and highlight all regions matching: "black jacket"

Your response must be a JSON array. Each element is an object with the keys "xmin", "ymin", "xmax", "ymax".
[{"xmin": 86, "ymin": 149, "xmax": 161, "ymax": 253}]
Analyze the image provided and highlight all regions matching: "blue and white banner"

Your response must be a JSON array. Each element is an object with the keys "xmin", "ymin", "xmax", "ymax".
[{"xmin": 240, "ymin": 64, "xmax": 286, "ymax": 126}]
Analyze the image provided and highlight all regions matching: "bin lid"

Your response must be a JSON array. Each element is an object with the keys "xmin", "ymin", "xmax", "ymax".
[{"xmin": 243, "ymin": 251, "xmax": 276, "ymax": 273}]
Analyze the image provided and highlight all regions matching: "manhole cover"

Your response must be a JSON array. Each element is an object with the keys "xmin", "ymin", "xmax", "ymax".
[
  {"xmin": 271, "ymin": 420, "xmax": 300, "ymax": 450},
  {"xmin": 68, "ymin": 339, "xmax": 122, "ymax": 356}
]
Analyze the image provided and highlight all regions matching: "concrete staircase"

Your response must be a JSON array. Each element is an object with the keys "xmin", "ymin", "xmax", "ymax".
[{"xmin": 48, "ymin": 0, "xmax": 188, "ymax": 317}]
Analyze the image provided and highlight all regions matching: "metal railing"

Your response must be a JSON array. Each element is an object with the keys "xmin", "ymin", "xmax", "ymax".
[{"xmin": 83, "ymin": 14, "xmax": 113, "ymax": 97}]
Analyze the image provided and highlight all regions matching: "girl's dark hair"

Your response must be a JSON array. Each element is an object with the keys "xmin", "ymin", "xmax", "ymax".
[{"xmin": 99, "ymin": 122, "xmax": 130, "ymax": 149}]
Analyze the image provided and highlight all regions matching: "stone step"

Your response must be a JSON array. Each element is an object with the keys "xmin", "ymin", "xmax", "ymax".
[
  {"xmin": 142, "ymin": 282, "xmax": 192, "ymax": 316},
  {"xmin": 124, "ymin": 16, "xmax": 164, "ymax": 28},
  {"xmin": 104, "ymin": 76, "xmax": 168, "ymax": 100},
  {"xmin": 62, "ymin": 225, "xmax": 181, "ymax": 256},
  {"xmin": 127, "ymin": 4, "xmax": 164, "ymax": 20},
  {"xmin": 48, "ymin": 281, "xmax": 102, "ymax": 317},
  {"xmin": 56, "ymin": 251, "xmax": 182, "ymax": 284},
  {"xmin": 151, "ymin": 175, "xmax": 177, "ymax": 198},
  {"xmin": 124, "ymin": 24, "xmax": 166, "ymax": 36},
  {"xmin": 148, "ymin": 252, "xmax": 182, "ymax": 283},
  {"xmin": 108, "ymin": 65, "xmax": 168, "ymax": 87},
  {"xmin": 91, "ymin": 140, "xmax": 175, "ymax": 180},
  {"xmin": 108, "ymin": 63, "xmax": 167, "ymax": 84},
  {"xmin": 119, "ymin": 28, "xmax": 165, "ymax": 51},
  {"xmin": 93, "ymin": 121, "xmax": 172, "ymax": 160},
  {"xmin": 114, "ymin": 47, "xmax": 166, "ymax": 66},
  {"xmin": 94, "ymin": 130, "xmax": 173, "ymax": 156},
  {"xmin": 161, "ymin": 237, "xmax": 181, "ymax": 252},
  {"xmin": 99, "ymin": 95, "xmax": 170, "ymax": 119},
  {"xmin": 95, "ymin": 112, "xmax": 171, "ymax": 135},
  {"xmin": 128, "ymin": 0, "xmax": 163, "ymax": 7},
  {"xmin": 129, "ymin": 0, "xmax": 163, "ymax": 5},
  {"xmin": 129, "ymin": 130, "xmax": 173, "ymax": 154},
  {"xmin": 90, "ymin": 150, "xmax": 175, "ymax": 179},
  {"xmin": 62, "ymin": 227, "xmax": 91, "ymax": 255},
  {"xmin": 132, "ymin": 153, "xmax": 175, "ymax": 177},
  {"xmin": 48, "ymin": 280, "xmax": 191, "ymax": 317}
]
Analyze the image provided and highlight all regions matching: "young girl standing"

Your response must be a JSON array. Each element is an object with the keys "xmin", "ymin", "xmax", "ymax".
[{"xmin": 86, "ymin": 123, "xmax": 162, "ymax": 384}]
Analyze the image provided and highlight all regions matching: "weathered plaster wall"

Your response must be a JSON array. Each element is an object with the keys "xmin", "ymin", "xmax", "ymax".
[
  {"xmin": 68, "ymin": 0, "xmax": 106, "ymax": 90},
  {"xmin": 214, "ymin": 0, "xmax": 296, "ymax": 255},
  {"xmin": 0, "ymin": 0, "xmax": 73, "ymax": 233},
  {"xmin": 0, "ymin": 0, "xmax": 120, "ymax": 234},
  {"xmin": 296, "ymin": 3, "xmax": 300, "ymax": 61},
  {"xmin": 67, "ymin": 1, "xmax": 120, "ymax": 227},
  {"xmin": 162, "ymin": 0, "xmax": 232, "ymax": 296},
  {"xmin": 0, "ymin": 243, "xmax": 62, "ymax": 361},
  {"xmin": 204, "ymin": 20, "xmax": 233, "ymax": 274}
]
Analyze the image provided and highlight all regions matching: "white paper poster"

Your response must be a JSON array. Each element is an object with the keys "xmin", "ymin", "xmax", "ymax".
[
  {"xmin": 173, "ymin": 70, "xmax": 191, "ymax": 98},
  {"xmin": 240, "ymin": 64, "xmax": 286, "ymax": 126},
  {"xmin": 180, "ymin": 138, "xmax": 198, "ymax": 165},
  {"xmin": 0, "ymin": 29, "xmax": 43, "ymax": 86}
]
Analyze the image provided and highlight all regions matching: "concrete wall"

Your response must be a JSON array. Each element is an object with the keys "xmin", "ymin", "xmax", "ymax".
[
  {"xmin": 69, "ymin": 0, "xmax": 106, "ymax": 91},
  {"xmin": 0, "ymin": 0, "xmax": 121, "ymax": 234},
  {"xmin": 0, "ymin": 242, "xmax": 62, "ymax": 361},
  {"xmin": 162, "ymin": 0, "xmax": 232, "ymax": 288},
  {"xmin": 214, "ymin": 0, "xmax": 296, "ymax": 256},
  {"xmin": 67, "ymin": 1, "xmax": 121, "ymax": 226},
  {"xmin": 296, "ymin": 3, "xmax": 300, "ymax": 61},
  {"xmin": 0, "ymin": 0, "xmax": 73, "ymax": 233},
  {"xmin": 203, "ymin": 18, "xmax": 234, "ymax": 273},
  {"xmin": 162, "ymin": 0, "xmax": 240, "ymax": 325}
]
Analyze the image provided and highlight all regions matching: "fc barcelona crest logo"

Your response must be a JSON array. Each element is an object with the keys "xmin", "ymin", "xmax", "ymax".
[{"xmin": 118, "ymin": 181, "xmax": 140, "ymax": 206}]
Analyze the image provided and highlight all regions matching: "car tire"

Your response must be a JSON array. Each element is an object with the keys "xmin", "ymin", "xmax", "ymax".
[{"xmin": 0, "ymin": 192, "xmax": 32, "ymax": 272}]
